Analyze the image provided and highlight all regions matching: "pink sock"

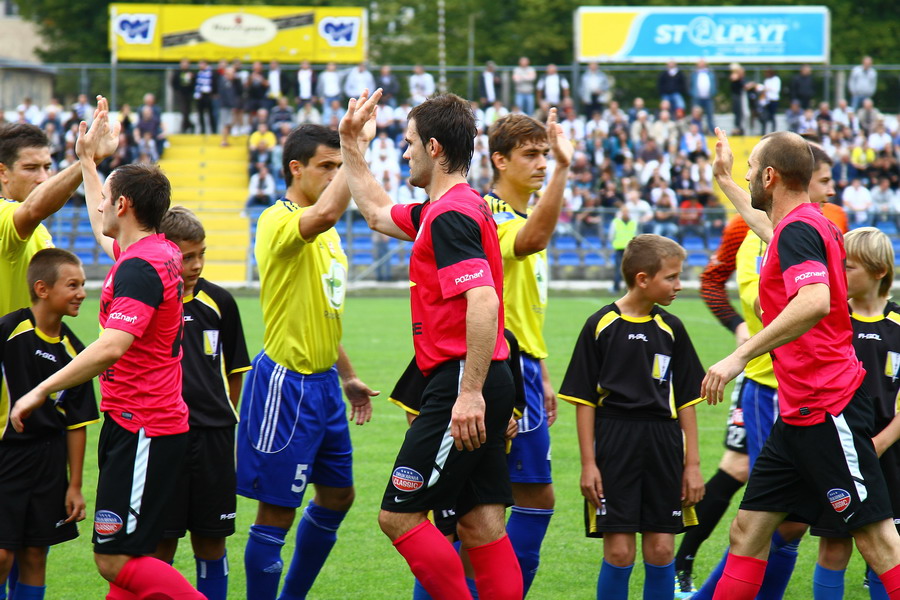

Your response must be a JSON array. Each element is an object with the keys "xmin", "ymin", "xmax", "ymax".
[
  {"xmin": 114, "ymin": 556, "xmax": 204, "ymax": 599},
  {"xmin": 467, "ymin": 534, "xmax": 523, "ymax": 600},
  {"xmin": 393, "ymin": 521, "xmax": 471, "ymax": 600},
  {"xmin": 107, "ymin": 583, "xmax": 138, "ymax": 600},
  {"xmin": 880, "ymin": 563, "xmax": 900, "ymax": 599},
  {"xmin": 712, "ymin": 553, "xmax": 767, "ymax": 600}
]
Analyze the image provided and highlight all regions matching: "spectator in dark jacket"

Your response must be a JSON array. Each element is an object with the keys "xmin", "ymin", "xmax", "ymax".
[
  {"xmin": 789, "ymin": 64, "xmax": 816, "ymax": 109},
  {"xmin": 171, "ymin": 58, "xmax": 195, "ymax": 133},
  {"xmin": 658, "ymin": 60, "xmax": 688, "ymax": 114}
]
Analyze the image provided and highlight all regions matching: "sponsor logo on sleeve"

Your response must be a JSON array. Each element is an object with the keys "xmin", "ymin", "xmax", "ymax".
[
  {"xmin": 794, "ymin": 270, "xmax": 826, "ymax": 284},
  {"xmin": 827, "ymin": 488, "xmax": 852, "ymax": 513},
  {"xmin": 454, "ymin": 269, "xmax": 484, "ymax": 286},
  {"xmin": 94, "ymin": 510, "xmax": 124, "ymax": 536},
  {"xmin": 109, "ymin": 312, "xmax": 138, "ymax": 325},
  {"xmin": 391, "ymin": 466, "xmax": 424, "ymax": 492}
]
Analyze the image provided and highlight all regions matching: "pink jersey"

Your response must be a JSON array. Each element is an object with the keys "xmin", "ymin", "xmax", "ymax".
[
  {"xmin": 99, "ymin": 235, "xmax": 188, "ymax": 436},
  {"xmin": 759, "ymin": 202, "xmax": 865, "ymax": 425}
]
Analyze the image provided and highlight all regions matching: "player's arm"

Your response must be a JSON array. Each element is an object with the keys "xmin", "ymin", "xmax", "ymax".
[
  {"xmin": 13, "ymin": 97, "xmax": 119, "ymax": 241},
  {"xmin": 576, "ymin": 403, "xmax": 603, "ymax": 509},
  {"xmin": 873, "ymin": 413, "xmax": 900, "ymax": 457},
  {"xmin": 712, "ymin": 128, "xmax": 773, "ymax": 243},
  {"xmin": 227, "ymin": 372, "xmax": 244, "ymax": 409},
  {"xmin": 512, "ymin": 108, "xmax": 573, "ymax": 256},
  {"xmin": 9, "ymin": 328, "xmax": 134, "ymax": 432},
  {"xmin": 76, "ymin": 98, "xmax": 121, "ymax": 258},
  {"xmin": 677, "ymin": 405, "xmax": 704, "ymax": 506},
  {"xmin": 451, "ymin": 285, "xmax": 499, "ymax": 451},
  {"xmin": 699, "ymin": 216, "xmax": 747, "ymax": 342},
  {"xmin": 337, "ymin": 89, "xmax": 412, "ymax": 240},
  {"xmin": 702, "ymin": 282, "xmax": 829, "ymax": 404},
  {"xmin": 540, "ymin": 359, "xmax": 557, "ymax": 427},
  {"xmin": 336, "ymin": 344, "xmax": 379, "ymax": 426},
  {"xmin": 64, "ymin": 426, "xmax": 87, "ymax": 523}
]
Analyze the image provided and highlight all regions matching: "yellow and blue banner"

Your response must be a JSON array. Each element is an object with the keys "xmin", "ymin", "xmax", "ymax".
[
  {"xmin": 109, "ymin": 3, "xmax": 367, "ymax": 63},
  {"xmin": 575, "ymin": 6, "xmax": 829, "ymax": 63}
]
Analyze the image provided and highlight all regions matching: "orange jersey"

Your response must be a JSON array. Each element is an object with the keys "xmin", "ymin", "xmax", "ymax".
[{"xmin": 699, "ymin": 214, "xmax": 749, "ymax": 332}]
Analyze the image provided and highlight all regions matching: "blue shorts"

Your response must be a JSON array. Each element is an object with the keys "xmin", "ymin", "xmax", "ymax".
[
  {"xmin": 236, "ymin": 353, "xmax": 353, "ymax": 508},
  {"xmin": 738, "ymin": 376, "xmax": 779, "ymax": 469},
  {"xmin": 506, "ymin": 355, "xmax": 552, "ymax": 484}
]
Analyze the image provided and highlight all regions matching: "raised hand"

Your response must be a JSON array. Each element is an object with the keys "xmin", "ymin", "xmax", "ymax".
[
  {"xmin": 339, "ymin": 88, "xmax": 382, "ymax": 146},
  {"xmin": 546, "ymin": 107, "xmax": 573, "ymax": 168},
  {"xmin": 712, "ymin": 127, "xmax": 735, "ymax": 181},
  {"xmin": 76, "ymin": 95, "xmax": 121, "ymax": 165}
]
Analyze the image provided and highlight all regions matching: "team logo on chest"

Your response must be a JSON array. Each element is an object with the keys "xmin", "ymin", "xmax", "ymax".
[
  {"xmin": 534, "ymin": 255, "xmax": 548, "ymax": 305},
  {"xmin": 321, "ymin": 259, "xmax": 347, "ymax": 310},
  {"xmin": 885, "ymin": 352, "xmax": 900, "ymax": 382}
]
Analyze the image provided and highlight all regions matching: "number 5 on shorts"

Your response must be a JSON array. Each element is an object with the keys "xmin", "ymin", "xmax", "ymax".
[{"xmin": 291, "ymin": 464, "xmax": 309, "ymax": 494}]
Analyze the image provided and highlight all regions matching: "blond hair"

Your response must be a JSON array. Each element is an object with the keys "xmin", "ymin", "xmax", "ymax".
[
  {"xmin": 622, "ymin": 234, "xmax": 686, "ymax": 288},
  {"xmin": 845, "ymin": 227, "xmax": 894, "ymax": 297}
]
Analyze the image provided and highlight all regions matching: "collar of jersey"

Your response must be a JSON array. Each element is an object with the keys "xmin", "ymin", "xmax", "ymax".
[
  {"xmin": 34, "ymin": 326, "xmax": 63, "ymax": 344},
  {"xmin": 617, "ymin": 312, "xmax": 653, "ymax": 323},
  {"xmin": 487, "ymin": 190, "xmax": 528, "ymax": 219},
  {"xmin": 851, "ymin": 312, "xmax": 885, "ymax": 323}
]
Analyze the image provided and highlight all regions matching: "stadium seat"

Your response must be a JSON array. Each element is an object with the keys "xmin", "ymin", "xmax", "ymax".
[
  {"xmin": 687, "ymin": 252, "xmax": 709, "ymax": 267},
  {"xmin": 707, "ymin": 235, "xmax": 722, "ymax": 249},
  {"xmin": 73, "ymin": 235, "xmax": 96, "ymax": 250},
  {"xmin": 584, "ymin": 252, "xmax": 605, "ymax": 266},
  {"xmin": 352, "ymin": 252, "xmax": 374, "ymax": 266},
  {"xmin": 583, "ymin": 235, "xmax": 603, "ymax": 248},
  {"xmin": 682, "ymin": 236, "xmax": 705, "ymax": 250},
  {"xmin": 98, "ymin": 254, "xmax": 114, "ymax": 266},
  {"xmin": 554, "ymin": 235, "xmax": 579, "ymax": 250},
  {"xmin": 877, "ymin": 220, "xmax": 898, "ymax": 235},
  {"xmin": 75, "ymin": 251, "xmax": 94, "ymax": 264},
  {"xmin": 555, "ymin": 252, "xmax": 581, "ymax": 266}
]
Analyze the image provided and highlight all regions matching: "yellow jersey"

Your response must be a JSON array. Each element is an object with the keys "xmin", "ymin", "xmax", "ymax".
[
  {"xmin": 486, "ymin": 192, "xmax": 548, "ymax": 359},
  {"xmin": 0, "ymin": 199, "xmax": 53, "ymax": 318},
  {"xmin": 255, "ymin": 200, "xmax": 347, "ymax": 374},
  {"xmin": 735, "ymin": 230, "xmax": 777, "ymax": 388}
]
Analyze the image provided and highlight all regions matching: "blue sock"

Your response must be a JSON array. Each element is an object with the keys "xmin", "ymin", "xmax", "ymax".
[
  {"xmin": 279, "ymin": 501, "xmax": 347, "ymax": 600},
  {"xmin": 7, "ymin": 561, "xmax": 17, "ymax": 597},
  {"xmin": 245, "ymin": 524, "xmax": 287, "ymax": 600},
  {"xmin": 869, "ymin": 568, "xmax": 889, "ymax": 600},
  {"xmin": 597, "ymin": 559, "xmax": 633, "ymax": 600},
  {"xmin": 757, "ymin": 530, "xmax": 800, "ymax": 600},
  {"xmin": 412, "ymin": 578, "xmax": 431, "ymax": 600},
  {"xmin": 196, "ymin": 552, "xmax": 229, "ymax": 600},
  {"xmin": 8, "ymin": 583, "xmax": 44, "ymax": 600},
  {"xmin": 466, "ymin": 577, "xmax": 479, "ymax": 599},
  {"xmin": 693, "ymin": 548, "xmax": 728, "ymax": 600},
  {"xmin": 0, "ymin": 579, "xmax": 6, "ymax": 600},
  {"xmin": 507, "ymin": 506, "xmax": 553, "ymax": 596},
  {"xmin": 644, "ymin": 561, "xmax": 675, "ymax": 600},
  {"xmin": 812, "ymin": 563, "xmax": 845, "ymax": 600}
]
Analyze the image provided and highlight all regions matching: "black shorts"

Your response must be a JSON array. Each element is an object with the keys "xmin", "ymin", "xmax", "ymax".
[
  {"xmin": 381, "ymin": 360, "xmax": 515, "ymax": 518},
  {"xmin": 724, "ymin": 374, "xmax": 748, "ymax": 454},
  {"xmin": 585, "ymin": 417, "xmax": 684, "ymax": 537},
  {"xmin": 811, "ymin": 441, "xmax": 900, "ymax": 538},
  {"xmin": 0, "ymin": 434, "xmax": 78, "ymax": 549},
  {"xmin": 163, "ymin": 427, "xmax": 237, "ymax": 539},
  {"xmin": 93, "ymin": 416, "xmax": 188, "ymax": 555},
  {"xmin": 741, "ymin": 391, "xmax": 893, "ymax": 534}
]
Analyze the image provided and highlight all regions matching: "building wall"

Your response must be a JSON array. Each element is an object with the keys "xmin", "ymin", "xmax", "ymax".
[
  {"xmin": 0, "ymin": 14, "xmax": 54, "ymax": 111},
  {"xmin": 0, "ymin": 15, "xmax": 42, "ymax": 63}
]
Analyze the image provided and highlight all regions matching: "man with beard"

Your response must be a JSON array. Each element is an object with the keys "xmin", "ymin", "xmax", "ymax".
[{"xmin": 701, "ymin": 129, "xmax": 900, "ymax": 599}]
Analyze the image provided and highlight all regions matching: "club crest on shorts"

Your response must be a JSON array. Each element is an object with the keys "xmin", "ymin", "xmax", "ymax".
[
  {"xmin": 94, "ymin": 510, "xmax": 124, "ymax": 535},
  {"xmin": 828, "ymin": 488, "xmax": 852, "ymax": 513},
  {"xmin": 391, "ymin": 466, "xmax": 424, "ymax": 492}
]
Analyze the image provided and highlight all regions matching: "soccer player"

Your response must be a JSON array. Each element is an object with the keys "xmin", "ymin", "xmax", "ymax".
[
  {"xmin": 484, "ymin": 109, "xmax": 571, "ymax": 594},
  {"xmin": 236, "ymin": 116, "xmax": 379, "ymax": 600},
  {"xmin": 702, "ymin": 129, "xmax": 900, "ymax": 599},
  {"xmin": 0, "ymin": 112, "xmax": 117, "ymax": 318},
  {"xmin": 10, "ymin": 104, "xmax": 204, "ymax": 599},
  {"xmin": 339, "ymin": 90, "xmax": 523, "ymax": 600},
  {"xmin": 559, "ymin": 234, "xmax": 705, "ymax": 599},
  {"xmin": 0, "ymin": 248, "xmax": 99, "ymax": 600},
  {"xmin": 154, "ymin": 207, "xmax": 251, "ymax": 600},
  {"xmin": 811, "ymin": 227, "xmax": 900, "ymax": 599}
]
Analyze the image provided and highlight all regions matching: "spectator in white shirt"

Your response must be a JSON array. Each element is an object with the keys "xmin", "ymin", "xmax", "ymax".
[
  {"xmin": 296, "ymin": 60, "xmax": 316, "ymax": 105},
  {"xmin": 868, "ymin": 122, "xmax": 893, "ymax": 152},
  {"xmin": 343, "ymin": 62, "xmax": 375, "ymax": 100},
  {"xmin": 537, "ymin": 64, "xmax": 569, "ymax": 108},
  {"xmin": 408, "ymin": 65, "xmax": 436, "ymax": 106},
  {"xmin": 244, "ymin": 163, "xmax": 276, "ymax": 214},
  {"xmin": 843, "ymin": 178, "xmax": 874, "ymax": 225},
  {"xmin": 871, "ymin": 177, "xmax": 900, "ymax": 225},
  {"xmin": 484, "ymin": 100, "xmax": 509, "ymax": 127},
  {"xmin": 316, "ymin": 62, "xmax": 343, "ymax": 121},
  {"xmin": 580, "ymin": 62, "xmax": 611, "ymax": 118}
]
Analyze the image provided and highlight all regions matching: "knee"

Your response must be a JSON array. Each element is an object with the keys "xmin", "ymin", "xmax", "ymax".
[
  {"xmin": 818, "ymin": 537, "xmax": 852, "ymax": 570},
  {"xmin": 18, "ymin": 546, "xmax": 48, "ymax": 573},
  {"xmin": 642, "ymin": 538, "xmax": 675, "ymax": 565},
  {"xmin": 604, "ymin": 545, "xmax": 636, "ymax": 567},
  {"xmin": 94, "ymin": 553, "xmax": 124, "ymax": 583},
  {"xmin": 316, "ymin": 486, "xmax": 355, "ymax": 512}
]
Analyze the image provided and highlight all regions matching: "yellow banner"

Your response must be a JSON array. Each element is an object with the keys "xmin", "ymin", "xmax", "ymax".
[{"xmin": 110, "ymin": 4, "xmax": 366, "ymax": 63}]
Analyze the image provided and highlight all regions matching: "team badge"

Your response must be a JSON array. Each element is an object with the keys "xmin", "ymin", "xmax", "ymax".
[
  {"xmin": 391, "ymin": 466, "xmax": 424, "ymax": 492},
  {"xmin": 885, "ymin": 352, "xmax": 900, "ymax": 382},
  {"xmin": 94, "ymin": 510, "xmax": 124, "ymax": 535},
  {"xmin": 652, "ymin": 354, "xmax": 671, "ymax": 383},
  {"xmin": 827, "ymin": 488, "xmax": 852, "ymax": 513}
]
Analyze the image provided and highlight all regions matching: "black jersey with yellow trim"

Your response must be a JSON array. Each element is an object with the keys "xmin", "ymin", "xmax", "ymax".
[
  {"xmin": 851, "ymin": 300, "xmax": 900, "ymax": 431},
  {"xmin": 559, "ymin": 303, "xmax": 704, "ymax": 421},
  {"xmin": 181, "ymin": 278, "xmax": 251, "ymax": 428},
  {"xmin": 389, "ymin": 329, "xmax": 526, "ymax": 417},
  {"xmin": 0, "ymin": 308, "xmax": 99, "ymax": 441}
]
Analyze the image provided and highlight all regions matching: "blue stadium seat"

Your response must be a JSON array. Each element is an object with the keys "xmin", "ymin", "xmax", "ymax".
[
  {"xmin": 682, "ymin": 236, "xmax": 705, "ymax": 250},
  {"xmin": 75, "ymin": 221, "xmax": 94, "ymax": 235},
  {"xmin": 584, "ymin": 252, "xmax": 605, "ymax": 266},
  {"xmin": 351, "ymin": 237, "xmax": 373, "ymax": 251},
  {"xmin": 73, "ymin": 235, "xmax": 96, "ymax": 250},
  {"xmin": 554, "ymin": 235, "xmax": 578, "ymax": 250},
  {"xmin": 687, "ymin": 252, "xmax": 709, "ymax": 267},
  {"xmin": 555, "ymin": 252, "xmax": 581, "ymax": 266},
  {"xmin": 335, "ymin": 220, "xmax": 347, "ymax": 235},
  {"xmin": 707, "ymin": 235, "xmax": 722, "ymax": 249},
  {"xmin": 351, "ymin": 252, "xmax": 373, "ymax": 265},
  {"xmin": 75, "ymin": 251, "xmax": 94, "ymax": 264},
  {"xmin": 583, "ymin": 235, "xmax": 603, "ymax": 248},
  {"xmin": 98, "ymin": 253, "xmax": 114, "ymax": 266},
  {"xmin": 877, "ymin": 221, "xmax": 898, "ymax": 235}
]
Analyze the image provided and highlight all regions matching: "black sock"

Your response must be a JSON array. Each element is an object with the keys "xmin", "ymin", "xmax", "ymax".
[{"xmin": 674, "ymin": 468, "xmax": 744, "ymax": 573}]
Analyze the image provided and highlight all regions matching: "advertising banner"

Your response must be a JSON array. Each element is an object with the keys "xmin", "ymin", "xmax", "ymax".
[
  {"xmin": 575, "ymin": 6, "xmax": 829, "ymax": 63},
  {"xmin": 110, "ymin": 4, "xmax": 367, "ymax": 63}
]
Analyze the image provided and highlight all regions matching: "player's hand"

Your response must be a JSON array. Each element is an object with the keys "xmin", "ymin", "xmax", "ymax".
[
  {"xmin": 712, "ymin": 127, "xmax": 735, "ymax": 182},
  {"xmin": 342, "ymin": 377, "xmax": 379, "ymax": 425},
  {"xmin": 873, "ymin": 432, "xmax": 891, "ymax": 458},
  {"xmin": 580, "ymin": 462, "xmax": 604, "ymax": 509},
  {"xmin": 701, "ymin": 353, "xmax": 747, "ymax": 405},
  {"xmin": 682, "ymin": 464, "xmax": 705, "ymax": 507},
  {"xmin": 505, "ymin": 417, "xmax": 519, "ymax": 441},
  {"xmin": 65, "ymin": 485, "xmax": 87, "ymax": 523},
  {"xmin": 451, "ymin": 390, "xmax": 486, "ymax": 451},
  {"xmin": 77, "ymin": 96, "xmax": 121, "ymax": 165},
  {"xmin": 543, "ymin": 380, "xmax": 558, "ymax": 427},
  {"xmin": 734, "ymin": 321, "xmax": 750, "ymax": 347},
  {"xmin": 339, "ymin": 88, "xmax": 382, "ymax": 147},
  {"xmin": 546, "ymin": 107, "xmax": 573, "ymax": 168},
  {"xmin": 9, "ymin": 388, "xmax": 46, "ymax": 433}
]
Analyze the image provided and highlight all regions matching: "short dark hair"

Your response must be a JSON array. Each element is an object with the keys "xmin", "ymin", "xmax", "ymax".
[
  {"xmin": 758, "ymin": 132, "xmax": 814, "ymax": 192},
  {"xmin": 108, "ymin": 163, "xmax": 171, "ymax": 232},
  {"xmin": 408, "ymin": 94, "xmax": 476, "ymax": 176},
  {"xmin": 27, "ymin": 248, "xmax": 82, "ymax": 302},
  {"xmin": 808, "ymin": 143, "xmax": 833, "ymax": 168},
  {"xmin": 621, "ymin": 234, "xmax": 686, "ymax": 289},
  {"xmin": 488, "ymin": 114, "xmax": 547, "ymax": 181},
  {"xmin": 0, "ymin": 123, "xmax": 49, "ymax": 168},
  {"xmin": 282, "ymin": 124, "xmax": 340, "ymax": 187},
  {"xmin": 160, "ymin": 206, "xmax": 205, "ymax": 243}
]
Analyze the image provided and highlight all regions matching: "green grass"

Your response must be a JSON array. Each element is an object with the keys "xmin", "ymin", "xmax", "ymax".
[{"xmin": 43, "ymin": 292, "xmax": 875, "ymax": 598}]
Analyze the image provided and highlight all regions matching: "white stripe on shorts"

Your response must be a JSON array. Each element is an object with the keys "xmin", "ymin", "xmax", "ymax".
[
  {"xmin": 832, "ymin": 412, "xmax": 868, "ymax": 502},
  {"xmin": 127, "ymin": 428, "xmax": 151, "ymax": 535},
  {"xmin": 257, "ymin": 364, "xmax": 286, "ymax": 452}
]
